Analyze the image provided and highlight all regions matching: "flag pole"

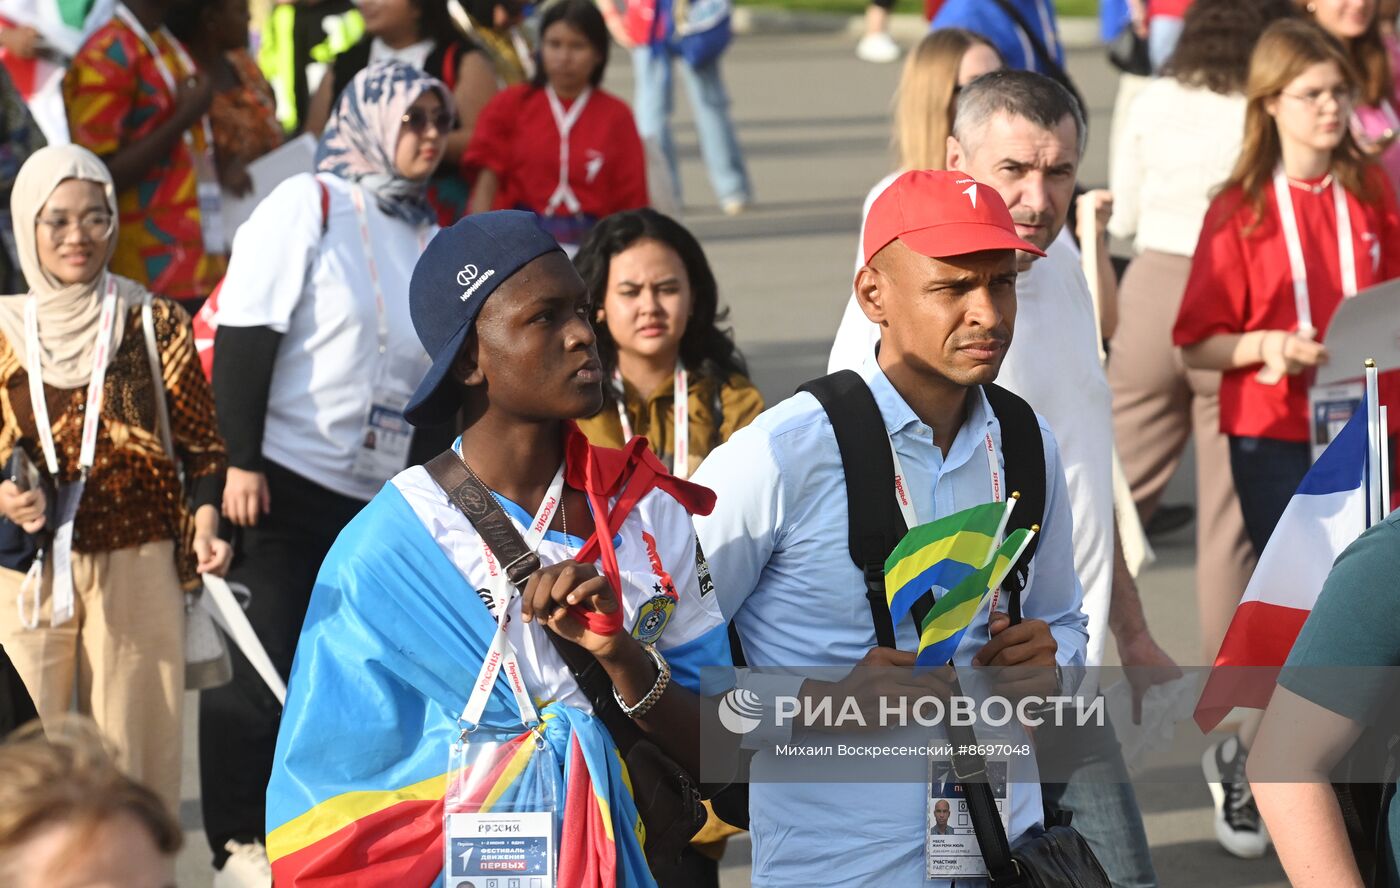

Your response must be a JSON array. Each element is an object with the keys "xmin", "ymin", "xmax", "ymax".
[
  {"xmin": 1383, "ymin": 405, "xmax": 1391, "ymax": 520},
  {"xmin": 1366, "ymin": 359, "xmax": 1382, "ymax": 527},
  {"xmin": 992, "ymin": 491, "xmax": 1019, "ymax": 550}
]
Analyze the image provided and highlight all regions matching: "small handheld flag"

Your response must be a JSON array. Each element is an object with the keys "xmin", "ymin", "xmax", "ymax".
[
  {"xmin": 883, "ymin": 500, "xmax": 1008, "ymax": 624},
  {"xmin": 914, "ymin": 527, "xmax": 1037, "ymax": 668}
]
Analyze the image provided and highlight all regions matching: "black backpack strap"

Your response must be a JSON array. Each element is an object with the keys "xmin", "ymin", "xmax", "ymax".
[
  {"xmin": 947, "ymin": 672, "xmax": 1021, "ymax": 886},
  {"xmin": 982, "ymin": 384, "xmax": 1046, "ymax": 624},
  {"xmin": 797, "ymin": 371, "xmax": 908, "ymax": 648}
]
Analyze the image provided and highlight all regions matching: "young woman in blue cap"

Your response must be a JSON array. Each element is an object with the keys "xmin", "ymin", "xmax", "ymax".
[{"xmin": 266, "ymin": 210, "xmax": 730, "ymax": 886}]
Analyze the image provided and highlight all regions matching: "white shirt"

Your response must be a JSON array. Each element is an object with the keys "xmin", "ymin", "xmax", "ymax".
[
  {"xmin": 368, "ymin": 37, "xmax": 435, "ymax": 71},
  {"xmin": 691, "ymin": 357, "xmax": 1089, "ymax": 886},
  {"xmin": 828, "ymin": 182, "xmax": 1113, "ymax": 677},
  {"xmin": 1108, "ymin": 79, "xmax": 1246, "ymax": 256},
  {"xmin": 391, "ymin": 457, "xmax": 729, "ymax": 710},
  {"xmin": 216, "ymin": 173, "xmax": 434, "ymax": 501}
]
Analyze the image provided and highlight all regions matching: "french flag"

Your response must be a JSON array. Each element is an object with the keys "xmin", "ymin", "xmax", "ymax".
[{"xmin": 1193, "ymin": 400, "xmax": 1371, "ymax": 733}]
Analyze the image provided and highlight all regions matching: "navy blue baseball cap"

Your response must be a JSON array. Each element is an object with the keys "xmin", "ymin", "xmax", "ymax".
[{"xmin": 404, "ymin": 211, "xmax": 564, "ymax": 426}]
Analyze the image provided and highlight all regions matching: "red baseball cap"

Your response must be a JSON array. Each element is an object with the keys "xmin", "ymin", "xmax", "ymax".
[{"xmin": 862, "ymin": 169, "xmax": 1045, "ymax": 266}]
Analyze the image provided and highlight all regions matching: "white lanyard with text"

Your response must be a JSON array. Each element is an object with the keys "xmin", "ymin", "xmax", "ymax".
[
  {"xmin": 1272, "ymin": 166, "xmax": 1356, "ymax": 338},
  {"xmin": 886, "ymin": 428, "xmax": 1002, "ymax": 530},
  {"xmin": 459, "ymin": 464, "xmax": 566, "ymax": 730},
  {"xmin": 348, "ymin": 185, "xmax": 432, "ymax": 382},
  {"xmin": 543, "ymin": 86, "xmax": 592, "ymax": 217},
  {"xmin": 614, "ymin": 366, "xmax": 689, "ymax": 479},
  {"xmin": 114, "ymin": 3, "xmax": 226, "ymax": 255},
  {"xmin": 19, "ymin": 277, "xmax": 120, "ymax": 628}
]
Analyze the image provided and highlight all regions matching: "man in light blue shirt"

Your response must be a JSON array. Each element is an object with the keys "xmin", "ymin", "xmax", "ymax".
[{"xmin": 693, "ymin": 169, "xmax": 1090, "ymax": 886}]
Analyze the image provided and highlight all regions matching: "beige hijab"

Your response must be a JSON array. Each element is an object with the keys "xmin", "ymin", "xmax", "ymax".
[{"xmin": 0, "ymin": 144, "xmax": 146, "ymax": 389}]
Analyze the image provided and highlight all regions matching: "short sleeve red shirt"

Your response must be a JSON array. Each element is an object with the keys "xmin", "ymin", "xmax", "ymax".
[
  {"xmin": 1173, "ymin": 169, "xmax": 1400, "ymax": 442},
  {"xmin": 463, "ymin": 84, "xmax": 648, "ymax": 219}
]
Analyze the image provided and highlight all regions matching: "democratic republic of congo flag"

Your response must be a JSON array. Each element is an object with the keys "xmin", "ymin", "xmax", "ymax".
[
  {"xmin": 884, "ymin": 500, "xmax": 1011, "ymax": 624},
  {"xmin": 914, "ymin": 527, "xmax": 1037, "ymax": 668},
  {"xmin": 265, "ymin": 426, "xmax": 716, "ymax": 887}
]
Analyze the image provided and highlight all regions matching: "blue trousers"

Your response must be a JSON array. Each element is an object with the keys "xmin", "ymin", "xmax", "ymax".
[
  {"xmin": 1227, "ymin": 435, "xmax": 1312, "ymax": 555},
  {"xmin": 1039, "ymin": 712, "xmax": 1159, "ymax": 888},
  {"xmin": 632, "ymin": 45, "xmax": 752, "ymax": 206}
]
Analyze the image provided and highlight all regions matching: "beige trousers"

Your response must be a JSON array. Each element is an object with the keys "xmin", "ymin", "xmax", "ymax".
[
  {"xmin": 0, "ymin": 540, "xmax": 185, "ymax": 815},
  {"xmin": 1108, "ymin": 250, "xmax": 1258, "ymax": 665}
]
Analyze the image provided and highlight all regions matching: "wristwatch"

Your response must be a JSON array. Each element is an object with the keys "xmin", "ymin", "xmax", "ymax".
[{"xmin": 613, "ymin": 642, "xmax": 670, "ymax": 720}]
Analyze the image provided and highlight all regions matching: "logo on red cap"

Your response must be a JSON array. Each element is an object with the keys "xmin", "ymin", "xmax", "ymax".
[{"xmin": 861, "ymin": 169, "xmax": 1046, "ymax": 266}]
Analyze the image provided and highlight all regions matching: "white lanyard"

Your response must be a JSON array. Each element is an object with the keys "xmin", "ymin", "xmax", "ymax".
[
  {"xmin": 348, "ymin": 185, "xmax": 430, "ymax": 385},
  {"xmin": 543, "ymin": 86, "xmax": 592, "ymax": 217},
  {"xmin": 1272, "ymin": 166, "xmax": 1356, "ymax": 337},
  {"xmin": 887, "ymin": 426, "xmax": 1001, "ymax": 530},
  {"xmin": 459, "ymin": 464, "xmax": 566, "ymax": 730},
  {"xmin": 614, "ymin": 366, "xmax": 689, "ymax": 479},
  {"xmin": 113, "ymin": 4, "xmax": 216, "ymax": 164},
  {"xmin": 20, "ymin": 277, "xmax": 120, "ymax": 629},
  {"xmin": 25, "ymin": 277, "xmax": 120, "ymax": 478}
]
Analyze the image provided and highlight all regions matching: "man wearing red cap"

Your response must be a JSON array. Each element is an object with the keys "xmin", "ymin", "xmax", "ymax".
[
  {"xmin": 692, "ymin": 168, "xmax": 1089, "ymax": 885},
  {"xmin": 829, "ymin": 69, "xmax": 1167, "ymax": 888}
]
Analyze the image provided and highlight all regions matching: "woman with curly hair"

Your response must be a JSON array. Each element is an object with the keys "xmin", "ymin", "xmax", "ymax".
[{"xmin": 573, "ymin": 208, "xmax": 762, "ymax": 480}]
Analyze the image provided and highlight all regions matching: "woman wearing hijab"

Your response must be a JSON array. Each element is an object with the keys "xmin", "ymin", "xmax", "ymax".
[
  {"xmin": 0, "ymin": 144, "xmax": 230, "ymax": 817},
  {"xmin": 198, "ymin": 60, "xmax": 456, "ymax": 879}
]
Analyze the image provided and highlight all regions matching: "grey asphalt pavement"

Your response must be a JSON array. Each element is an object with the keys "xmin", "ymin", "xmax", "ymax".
[{"xmin": 173, "ymin": 26, "xmax": 1291, "ymax": 888}]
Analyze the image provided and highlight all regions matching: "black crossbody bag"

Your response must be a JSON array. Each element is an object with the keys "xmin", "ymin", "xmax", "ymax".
[
  {"xmin": 800, "ymin": 371, "xmax": 1110, "ymax": 888},
  {"xmin": 424, "ymin": 450, "xmax": 707, "ymax": 871}
]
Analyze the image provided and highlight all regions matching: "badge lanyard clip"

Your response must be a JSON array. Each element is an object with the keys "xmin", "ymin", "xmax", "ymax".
[
  {"xmin": 457, "ymin": 463, "xmax": 566, "ymax": 733},
  {"xmin": 614, "ymin": 365, "xmax": 690, "ymax": 479},
  {"xmin": 21, "ymin": 277, "xmax": 120, "ymax": 627}
]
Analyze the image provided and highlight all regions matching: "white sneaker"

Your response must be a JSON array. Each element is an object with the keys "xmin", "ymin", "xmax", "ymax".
[
  {"xmin": 1202, "ymin": 736, "xmax": 1272, "ymax": 859},
  {"xmin": 214, "ymin": 839, "xmax": 272, "ymax": 888},
  {"xmin": 720, "ymin": 197, "xmax": 749, "ymax": 217},
  {"xmin": 856, "ymin": 32, "xmax": 901, "ymax": 63}
]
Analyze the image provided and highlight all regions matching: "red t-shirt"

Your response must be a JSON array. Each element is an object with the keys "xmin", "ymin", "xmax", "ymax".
[
  {"xmin": 464, "ymin": 84, "xmax": 648, "ymax": 220},
  {"xmin": 1174, "ymin": 169, "xmax": 1400, "ymax": 442},
  {"xmin": 1148, "ymin": 0, "xmax": 1193, "ymax": 20}
]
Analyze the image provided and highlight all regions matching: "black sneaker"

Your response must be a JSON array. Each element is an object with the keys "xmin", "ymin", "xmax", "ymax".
[{"xmin": 1202, "ymin": 735, "xmax": 1271, "ymax": 858}]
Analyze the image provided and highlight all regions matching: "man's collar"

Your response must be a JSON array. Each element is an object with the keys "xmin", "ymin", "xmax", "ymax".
[{"xmin": 857, "ymin": 348, "xmax": 995, "ymax": 441}]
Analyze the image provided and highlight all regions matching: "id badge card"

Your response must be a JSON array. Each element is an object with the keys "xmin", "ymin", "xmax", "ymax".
[
  {"xmin": 445, "ymin": 726, "xmax": 558, "ymax": 888},
  {"xmin": 926, "ymin": 755, "xmax": 1012, "ymax": 880},
  {"xmin": 351, "ymin": 392, "xmax": 414, "ymax": 481},
  {"xmin": 194, "ymin": 148, "xmax": 228, "ymax": 255},
  {"xmin": 1308, "ymin": 381, "xmax": 1365, "ymax": 463}
]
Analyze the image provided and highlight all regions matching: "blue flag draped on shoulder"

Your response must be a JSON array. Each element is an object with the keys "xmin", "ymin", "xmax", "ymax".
[{"xmin": 264, "ymin": 485, "xmax": 653, "ymax": 887}]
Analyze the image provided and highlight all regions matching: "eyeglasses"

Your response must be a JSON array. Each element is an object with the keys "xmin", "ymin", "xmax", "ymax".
[
  {"xmin": 1280, "ymin": 86, "xmax": 1357, "ymax": 109},
  {"xmin": 37, "ymin": 211, "xmax": 114, "ymax": 242},
  {"xmin": 400, "ymin": 108, "xmax": 454, "ymax": 135}
]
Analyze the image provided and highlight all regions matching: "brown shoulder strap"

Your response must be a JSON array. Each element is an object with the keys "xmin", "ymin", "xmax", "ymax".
[{"xmin": 424, "ymin": 451, "xmax": 540, "ymax": 587}]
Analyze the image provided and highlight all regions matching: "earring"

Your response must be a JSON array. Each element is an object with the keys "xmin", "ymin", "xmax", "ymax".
[{"xmin": 1307, "ymin": 2, "xmax": 1316, "ymax": 10}]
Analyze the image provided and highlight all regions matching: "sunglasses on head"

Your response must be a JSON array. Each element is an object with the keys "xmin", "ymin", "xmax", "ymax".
[{"xmin": 401, "ymin": 108, "xmax": 454, "ymax": 135}]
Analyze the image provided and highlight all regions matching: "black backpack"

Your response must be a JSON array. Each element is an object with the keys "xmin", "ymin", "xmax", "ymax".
[{"xmin": 709, "ymin": 371, "xmax": 1048, "ymax": 830}]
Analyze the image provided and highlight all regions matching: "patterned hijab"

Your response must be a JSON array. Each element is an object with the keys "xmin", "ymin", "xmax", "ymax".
[{"xmin": 315, "ymin": 61, "xmax": 452, "ymax": 226}]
